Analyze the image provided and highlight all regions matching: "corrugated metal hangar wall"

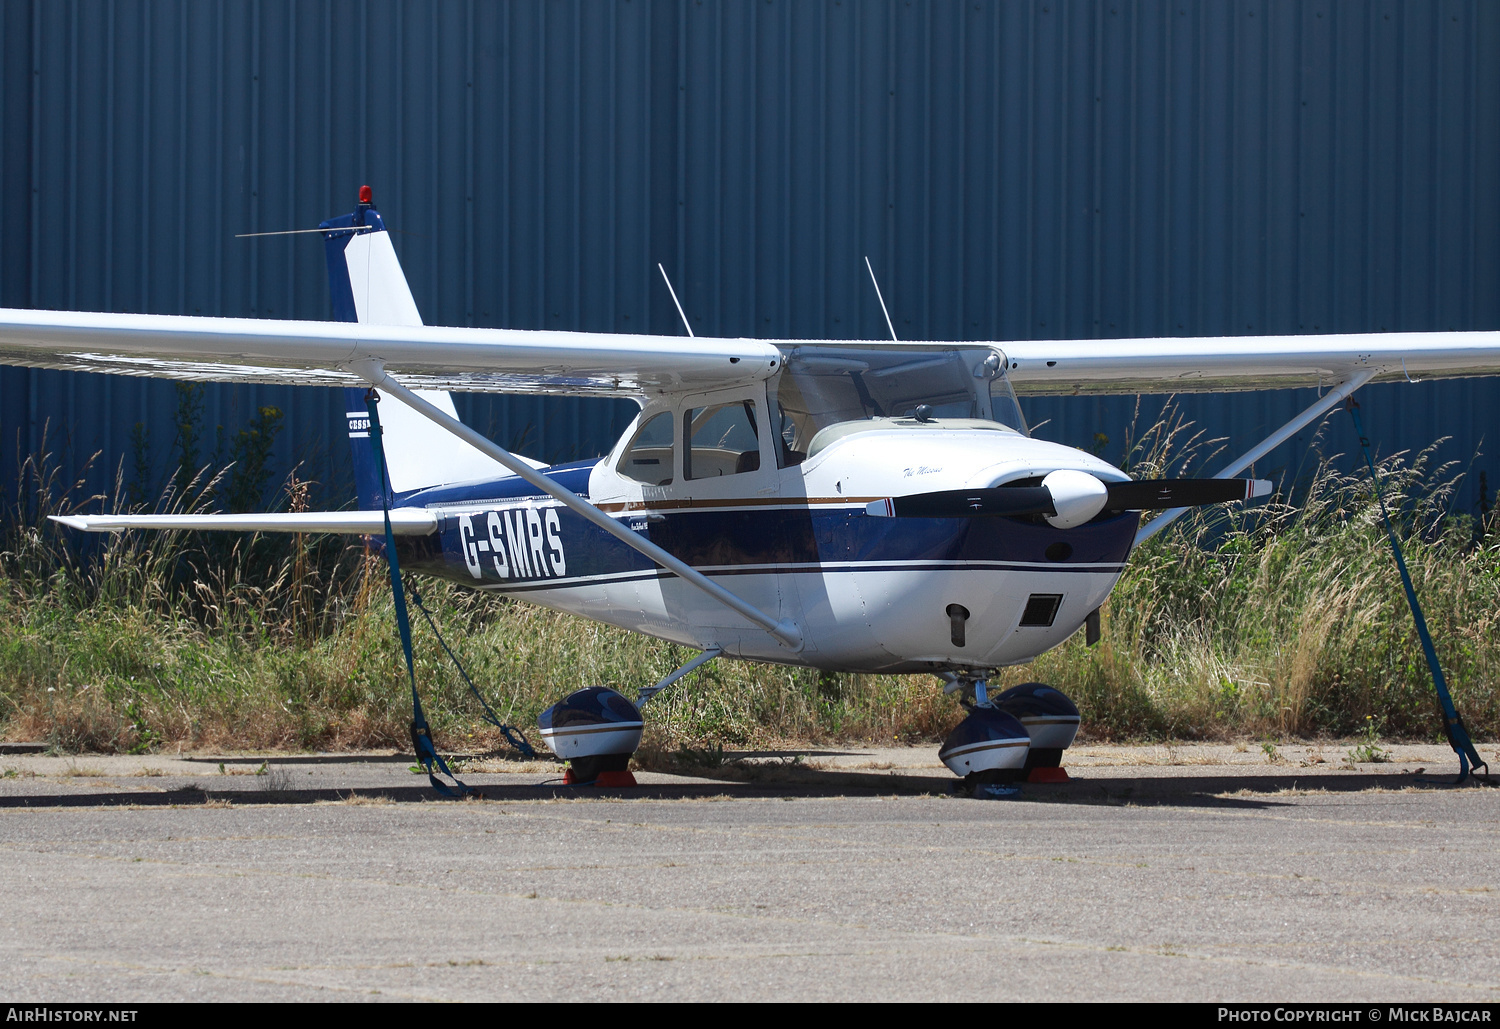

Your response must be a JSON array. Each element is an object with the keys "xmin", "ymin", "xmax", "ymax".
[{"xmin": 1, "ymin": 0, "xmax": 1497, "ymax": 513}]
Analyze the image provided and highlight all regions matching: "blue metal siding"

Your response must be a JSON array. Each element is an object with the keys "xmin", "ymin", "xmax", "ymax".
[{"xmin": 1, "ymin": 0, "xmax": 1497, "ymax": 512}]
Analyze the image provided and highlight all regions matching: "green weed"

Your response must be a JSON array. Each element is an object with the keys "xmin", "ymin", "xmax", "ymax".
[{"xmin": 1347, "ymin": 715, "xmax": 1393, "ymax": 764}]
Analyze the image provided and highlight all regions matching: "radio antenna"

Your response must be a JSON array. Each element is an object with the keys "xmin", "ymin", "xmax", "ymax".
[
  {"xmin": 864, "ymin": 256, "xmax": 899, "ymax": 342},
  {"xmin": 235, "ymin": 225, "xmax": 373, "ymax": 238},
  {"xmin": 658, "ymin": 263, "xmax": 695, "ymax": 338}
]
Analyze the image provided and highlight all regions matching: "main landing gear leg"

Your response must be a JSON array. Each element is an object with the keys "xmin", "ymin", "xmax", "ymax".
[{"xmin": 639, "ymin": 647, "xmax": 722, "ymax": 707}]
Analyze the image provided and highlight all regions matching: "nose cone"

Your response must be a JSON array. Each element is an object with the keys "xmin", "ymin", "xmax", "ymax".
[{"xmin": 1041, "ymin": 469, "xmax": 1109, "ymax": 529}]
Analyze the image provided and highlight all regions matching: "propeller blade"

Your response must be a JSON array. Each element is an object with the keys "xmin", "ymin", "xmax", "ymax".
[
  {"xmin": 1104, "ymin": 478, "xmax": 1272, "ymax": 510},
  {"xmin": 865, "ymin": 477, "xmax": 1272, "ymax": 519},
  {"xmin": 864, "ymin": 486, "xmax": 1055, "ymax": 519}
]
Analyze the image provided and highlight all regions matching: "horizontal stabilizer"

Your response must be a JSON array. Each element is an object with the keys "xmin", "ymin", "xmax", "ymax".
[{"xmin": 49, "ymin": 510, "xmax": 438, "ymax": 535}]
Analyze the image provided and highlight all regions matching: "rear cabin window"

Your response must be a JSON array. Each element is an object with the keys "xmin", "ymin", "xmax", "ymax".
[
  {"xmin": 617, "ymin": 412, "xmax": 675, "ymax": 485},
  {"xmin": 685, "ymin": 401, "xmax": 761, "ymax": 480}
]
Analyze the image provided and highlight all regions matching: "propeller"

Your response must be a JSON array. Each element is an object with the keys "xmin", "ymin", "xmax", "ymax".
[{"xmin": 865, "ymin": 470, "xmax": 1272, "ymax": 529}]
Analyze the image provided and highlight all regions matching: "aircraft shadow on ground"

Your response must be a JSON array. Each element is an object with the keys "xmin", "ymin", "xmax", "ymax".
[
  {"xmin": 178, "ymin": 754, "xmax": 416, "ymax": 766},
  {"xmin": 0, "ymin": 763, "xmax": 1481, "ymax": 811},
  {"xmin": 624, "ymin": 761, "xmax": 1463, "ymax": 810}
]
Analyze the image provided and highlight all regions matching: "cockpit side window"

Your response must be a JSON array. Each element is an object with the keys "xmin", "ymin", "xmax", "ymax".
[
  {"xmin": 684, "ymin": 400, "xmax": 761, "ymax": 479},
  {"xmin": 774, "ymin": 399, "xmax": 805, "ymax": 467},
  {"xmin": 617, "ymin": 411, "xmax": 675, "ymax": 485}
]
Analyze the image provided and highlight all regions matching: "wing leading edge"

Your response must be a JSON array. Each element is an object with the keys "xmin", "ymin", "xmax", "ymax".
[
  {"xmin": 0, "ymin": 308, "xmax": 782, "ymax": 398},
  {"xmin": 1001, "ymin": 330, "xmax": 1500, "ymax": 395}
]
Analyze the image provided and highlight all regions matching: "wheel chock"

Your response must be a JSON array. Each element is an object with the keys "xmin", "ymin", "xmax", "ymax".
[
  {"xmin": 562, "ymin": 768, "xmax": 639, "ymax": 787},
  {"xmin": 594, "ymin": 770, "xmax": 638, "ymax": 787},
  {"xmin": 1027, "ymin": 766, "xmax": 1070, "ymax": 784}
]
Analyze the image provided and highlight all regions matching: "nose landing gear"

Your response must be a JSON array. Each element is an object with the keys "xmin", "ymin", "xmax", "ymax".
[
  {"xmin": 938, "ymin": 674, "xmax": 1030, "ymax": 797},
  {"xmin": 939, "ymin": 674, "xmax": 1081, "ymax": 796}
]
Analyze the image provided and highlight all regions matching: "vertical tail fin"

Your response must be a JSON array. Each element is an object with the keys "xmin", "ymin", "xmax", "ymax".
[{"xmin": 322, "ymin": 187, "xmax": 510, "ymax": 507}]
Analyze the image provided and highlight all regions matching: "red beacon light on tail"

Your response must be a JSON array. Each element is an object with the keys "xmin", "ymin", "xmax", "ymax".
[{"xmin": 358, "ymin": 184, "xmax": 373, "ymax": 205}]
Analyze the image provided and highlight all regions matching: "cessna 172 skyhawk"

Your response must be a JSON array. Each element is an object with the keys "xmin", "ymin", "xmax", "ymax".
[{"xmin": 4, "ymin": 188, "xmax": 1499, "ymax": 789}]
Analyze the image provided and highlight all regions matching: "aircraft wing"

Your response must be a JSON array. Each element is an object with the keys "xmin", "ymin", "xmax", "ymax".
[
  {"xmin": 999, "ymin": 330, "xmax": 1500, "ymax": 395},
  {"xmin": 2, "ymin": 308, "xmax": 1498, "ymax": 399},
  {"xmin": 0, "ymin": 308, "xmax": 781, "ymax": 398}
]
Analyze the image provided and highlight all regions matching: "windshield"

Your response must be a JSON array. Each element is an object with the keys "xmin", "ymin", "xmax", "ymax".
[{"xmin": 769, "ymin": 345, "xmax": 1025, "ymax": 464}]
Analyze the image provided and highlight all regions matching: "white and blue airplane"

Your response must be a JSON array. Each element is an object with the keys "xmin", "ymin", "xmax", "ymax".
[{"xmin": 3, "ymin": 188, "xmax": 1499, "ymax": 788}]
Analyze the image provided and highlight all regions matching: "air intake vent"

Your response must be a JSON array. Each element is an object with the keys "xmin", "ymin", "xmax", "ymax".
[{"xmin": 1019, "ymin": 594, "xmax": 1063, "ymax": 627}]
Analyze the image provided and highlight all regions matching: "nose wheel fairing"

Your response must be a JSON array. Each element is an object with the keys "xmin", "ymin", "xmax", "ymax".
[
  {"xmin": 538, "ymin": 686, "xmax": 645, "ymax": 784},
  {"xmin": 938, "ymin": 706, "xmax": 1032, "ymax": 778}
]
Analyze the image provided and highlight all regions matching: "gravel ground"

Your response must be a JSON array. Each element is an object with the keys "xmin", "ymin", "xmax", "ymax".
[{"xmin": 1, "ymin": 742, "xmax": 1496, "ymax": 1002}]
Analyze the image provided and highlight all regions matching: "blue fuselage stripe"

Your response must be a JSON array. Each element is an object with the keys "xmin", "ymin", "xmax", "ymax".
[{"xmin": 393, "ymin": 491, "xmax": 1140, "ymax": 593}]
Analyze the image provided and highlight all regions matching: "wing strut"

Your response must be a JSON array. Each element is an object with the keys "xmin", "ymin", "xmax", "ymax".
[
  {"xmin": 350, "ymin": 361, "xmax": 803, "ymax": 651},
  {"xmin": 1133, "ymin": 369, "xmax": 1378, "ymax": 547}
]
